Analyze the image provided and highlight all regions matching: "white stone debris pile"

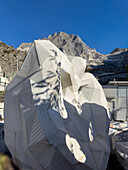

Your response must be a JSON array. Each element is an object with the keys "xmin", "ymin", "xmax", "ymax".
[{"xmin": 4, "ymin": 40, "xmax": 110, "ymax": 170}]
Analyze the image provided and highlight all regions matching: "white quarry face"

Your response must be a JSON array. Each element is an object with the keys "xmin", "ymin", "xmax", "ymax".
[{"xmin": 4, "ymin": 40, "xmax": 110, "ymax": 170}]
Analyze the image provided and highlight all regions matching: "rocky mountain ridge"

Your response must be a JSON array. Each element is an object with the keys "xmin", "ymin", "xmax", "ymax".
[
  {"xmin": 18, "ymin": 32, "xmax": 107, "ymax": 66},
  {"xmin": 0, "ymin": 32, "xmax": 128, "ymax": 84}
]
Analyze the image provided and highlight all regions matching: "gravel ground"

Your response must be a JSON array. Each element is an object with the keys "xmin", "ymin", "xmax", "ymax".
[
  {"xmin": 0, "ymin": 152, "xmax": 125, "ymax": 170},
  {"xmin": 107, "ymin": 154, "xmax": 124, "ymax": 170}
]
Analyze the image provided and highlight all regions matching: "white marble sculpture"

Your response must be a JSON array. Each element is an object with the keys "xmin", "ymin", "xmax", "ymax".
[{"xmin": 4, "ymin": 40, "xmax": 110, "ymax": 170}]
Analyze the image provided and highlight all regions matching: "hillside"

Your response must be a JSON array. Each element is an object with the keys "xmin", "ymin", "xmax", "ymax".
[{"xmin": 0, "ymin": 41, "xmax": 26, "ymax": 80}]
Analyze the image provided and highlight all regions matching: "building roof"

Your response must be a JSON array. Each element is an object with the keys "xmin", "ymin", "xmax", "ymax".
[{"xmin": 108, "ymin": 81, "xmax": 128, "ymax": 86}]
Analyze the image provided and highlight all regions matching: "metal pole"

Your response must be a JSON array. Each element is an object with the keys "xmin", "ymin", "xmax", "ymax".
[
  {"xmin": 17, "ymin": 56, "xmax": 18, "ymax": 73},
  {"xmin": 126, "ymin": 87, "xmax": 128, "ymax": 119}
]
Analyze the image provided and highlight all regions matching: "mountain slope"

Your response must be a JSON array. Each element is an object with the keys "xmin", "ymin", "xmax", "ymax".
[
  {"xmin": 1, "ymin": 32, "xmax": 128, "ymax": 84},
  {"xmin": 0, "ymin": 41, "xmax": 26, "ymax": 79},
  {"xmin": 18, "ymin": 32, "xmax": 107, "ymax": 66}
]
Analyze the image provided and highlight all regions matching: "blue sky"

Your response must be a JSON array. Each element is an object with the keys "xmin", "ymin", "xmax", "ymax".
[{"xmin": 0, "ymin": 0, "xmax": 127, "ymax": 54}]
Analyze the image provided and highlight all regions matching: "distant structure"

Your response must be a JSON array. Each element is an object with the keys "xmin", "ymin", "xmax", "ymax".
[
  {"xmin": 0, "ymin": 66, "xmax": 8, "ymax": 123},
  {"xmin": 103, "ymin": 81, "xmax": 128, "ymax": 121},
  {"xmin": 0, "ymin": 67, "xmax": 9, "ymax": 155}
]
